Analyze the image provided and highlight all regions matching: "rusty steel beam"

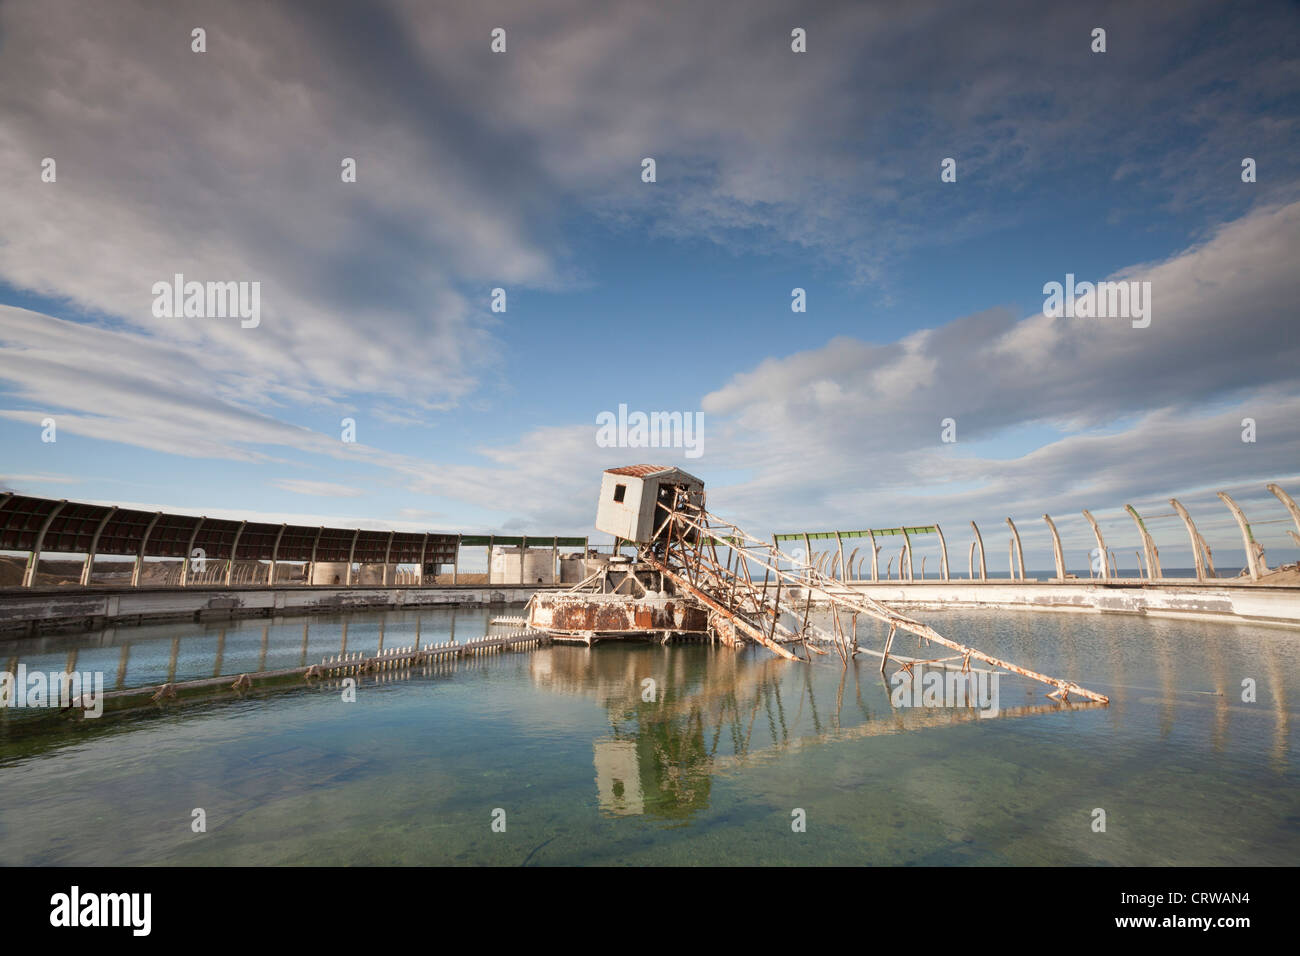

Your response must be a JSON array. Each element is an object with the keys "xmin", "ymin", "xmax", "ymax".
[
  {"xmin": 1006, "ymin": 518, "xmax": 1025, "ymax": 581},
  {"xmin": 1267, "ymin": 483, "xmax": 1300, "ymax": 542},
  {"xmin": 1081, "ymin": 510, "xmax": 1108, "ymax": 582},
  {"xmin": 970, "ymin": 521, "xmax": 987, "ymax": 581},
  {"xmin": 1169, "ymin": 498, "xmax": 1206, "ymax": 583},
  {"xmin": 1042, "ymin": 514, "xmax": 1066, "ymax": 581},
  {"xmin": 652, "ymin": 493, "xmax": 1108, "ymax": 703},
  {"xmin": 934, "ymin": 523, "xmax": 950, "ymax": 581},
  {"xmin": 1218, "ymin": 491, "xmax": 1264, "ymax": 580},
  {"xmin": 1124, "ymin": 505, "xmax": 1162, "ymax": 581}
]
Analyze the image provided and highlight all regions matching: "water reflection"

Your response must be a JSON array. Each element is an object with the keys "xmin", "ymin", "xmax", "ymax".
[
  {"xmin": 3, "ymin": 606, "xmax": 1296, "ymax": 833},
  {"xmin": 528, "ymin": 642, "xmax": 1111, "ymax": 821}
]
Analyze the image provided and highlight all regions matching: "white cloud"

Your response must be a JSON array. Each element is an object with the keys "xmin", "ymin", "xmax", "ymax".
[
  {"xmin": 271, "ymin": 479, "xmax": 367, "ymax": 498},
  {"xmin": 1, "ymin": 0, "xmax": 1297, "ymax": 551}
]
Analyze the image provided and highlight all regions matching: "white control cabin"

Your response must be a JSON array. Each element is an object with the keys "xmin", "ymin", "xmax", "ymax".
[{"xmin": 595, "ymin": 465, "xmax": 705, "ymax": 543}]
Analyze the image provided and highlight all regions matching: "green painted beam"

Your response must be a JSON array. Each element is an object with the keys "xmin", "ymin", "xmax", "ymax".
[
  {"xmin": 775, "ymin": 526, "xmax": 936, "ymax": 541},
  {"xmin": 459, "ymin": 534, "xmax": 587, "ymax": 548}
]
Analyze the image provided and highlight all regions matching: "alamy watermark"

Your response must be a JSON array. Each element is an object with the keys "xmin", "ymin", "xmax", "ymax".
[
  {"xmin": 50, "ymin": 886, "xmax": 150, "ymax": 936},
  {"xmin": 890, "ymin": 664, "xmax": 1000, "ymax": 718},
  {"xmin": 596, "ymin": 403, "xmax": 703, "ymax": 459},
  {"xmin": 0, "ymin": 666, "xmax": 104, "ymax": 718},
  {"xmin": 1042, "ymin": 273, "xmax": 1150, "ymax": 328},
  {"xmin": 151, "ymin": 273, "xmax": 260, "ymax": 328}
]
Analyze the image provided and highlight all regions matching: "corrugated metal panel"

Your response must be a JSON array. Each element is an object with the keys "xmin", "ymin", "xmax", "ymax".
[
  {"xmin": 96, "ymin": 508, "xmax": 165, "ymax": 555},
  {"xmin": 275, "ymin": 525, "xmax": 321, "ymax": 562},
  {"xmin": 313, "ymin": 527, "xmax": 356, "ymax": 562},
  {"xmin": 0, "ymin": 494, "xmax": 545, "ymax": 569},
  {"xmin": 190, "ymin": 518, "xmax": 243, "ymax": 560},
  {"xmin": 604, "ymin": 464, "xmax": 672, "ymax": 478},
  {"xmin": 233, "ymin": 522, "xmax": 281, "ymax": 559},
  {"xmin": 0, "ymin": 496, "xmax": 64, "ymax": 551},
  {"xmin": 352, "ymin": 530, "xmax": 392, "ymax": 564},
  {"xmin": 40, "ymin": 502, "xmax": 109, "ymax": 553}
]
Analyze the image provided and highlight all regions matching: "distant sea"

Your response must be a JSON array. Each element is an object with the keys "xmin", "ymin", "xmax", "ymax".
[{"xmin": 905, "ymin": 567, "xmax": 1247, "ymax": 580}]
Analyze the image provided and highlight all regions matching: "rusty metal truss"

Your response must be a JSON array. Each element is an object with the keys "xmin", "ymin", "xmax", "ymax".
[{"xmin": 638, "ymin": 487, "xmax": 1109, "ymax": 704}]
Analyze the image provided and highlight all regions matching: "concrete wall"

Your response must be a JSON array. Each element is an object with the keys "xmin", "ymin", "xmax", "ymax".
[
  {"xmin": 558, "ymin": 554, "xmax": 609, "ymax": 583},
  {"xmin": 308, "ymin": 562, "xmax": 399, "ymax": 586},
  {"xmin": 4, "ymin": 578, "xmax": 1297, "ymax": 639},
  {"xmin": 837, "ymin": 580, "xmax": 1300, "ymax": 629},
  {"xmin": 489, "ymin": 547, "xmax": 556, "ymax": 585},
  {"xmin": 310, "ymin": 561, "xmax": 349, "ymax": 586},
  {"xmin": 0, "ymin": 584, "xmax": 550, "ymax": 637}
]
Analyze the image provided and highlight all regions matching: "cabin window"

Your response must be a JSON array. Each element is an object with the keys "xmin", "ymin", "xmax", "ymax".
[{"xmin": 613, "ymin": 483, "xmax": 627, "ymax": 503}]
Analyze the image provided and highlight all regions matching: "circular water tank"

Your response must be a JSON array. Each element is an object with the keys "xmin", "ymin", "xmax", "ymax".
[
  {"xmin": 311, "ymin": 561, "xmax": 349, "ymax": 586},
  {"xmin": 521, "ymin": 550, "xmax": 554, "ymax": 584}
]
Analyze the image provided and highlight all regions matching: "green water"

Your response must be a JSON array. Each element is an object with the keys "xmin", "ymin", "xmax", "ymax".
[{"xmin": 0, "ymin": 606, "xmax": 1296, "ymax": 865}]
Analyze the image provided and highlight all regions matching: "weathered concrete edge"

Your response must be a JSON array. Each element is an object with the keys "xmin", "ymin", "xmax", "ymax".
[
  {"xmin": 834, "ymin": 582, "xmax": 1300, "ymax": 630},
  {"xmin": 0, "ymin": 585, "xmax": 552, "ymax": 638},
  {"xmin": 3, "ymin": 580, "xmax": 1300, "ymax": 639}
]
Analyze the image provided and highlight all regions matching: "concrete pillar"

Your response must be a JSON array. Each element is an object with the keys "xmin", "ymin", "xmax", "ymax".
[
  {"xmin": 269, "ymin": 523, "xmax": 286, "ymax": 585},
  {"xmin": 968, "ymin": 540, "xmax": 976, "ymax": 579},
  {"xmin": 130, "ymin": 512, "xmax": 162, "ymax": 587},
  {"xmin": 1042, "ymin": 514, "xmax": 1066, "ymax": 581},
  {"xmin": 847, "ymin": 546, "xmax": 860, "ymax": 582},
  {"xmin": 1081, "ymin": 510, "xmax": 1108, "ymax": 582},
  {"xmin": 22, "ymin": 499, "xmax": 67, "ymax": 587},
  {"xmin": 345, "ymin": 529, "xmax": 360, "ymax": 586},
  {"xmin": 934, "ymin": 524, "xmax": 950, "ymax": 581},
  {"xmin": 970, "ymin": 521, "xmax": 987, "ymax": 581},
  {"xmin": 1169, "ymin": 499, "xmax": 1206, "ymax": 582},
  {"xmin": 867, "ymin": 530, "xmax": 879, "ymax": 582},
  {"xmin": 180, "ymin": 518, "xmax": 206, "ymax": 586},
  {"xmin": 1218, "ymin": 491, "xmax": 1263, "ymax": 580},
  {"xmin": 381, "ymin": 531, "xmax": 394, "ymax": 586},
  {"xmin": 225, "ymin": 520, "xmax": 247, "ymax": 586},
  {"xmin": 901, "ymin": 528, "xmax": 914, "ymax": 581},
  {"xmin": 80, "ymin": 506, "xmax": 118, "ymax": 586},
  {"xmin": 1005, "ymin": 518, "xmax": 1025, "ymax": 580},
  {"xmin": 418, "ymin": 533, "xmax": 429, "ymax": 587},
  {"xmin": 835, "ymin": 531, "xmax": 845, "ymax": 582},
  {"xmin": 307, "ymin": 526, "xmax": 323, "ymax": 588}
]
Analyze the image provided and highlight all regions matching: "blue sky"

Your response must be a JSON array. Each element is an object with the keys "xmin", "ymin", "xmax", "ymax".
[{"xmin": 2, "ymin": 0, "xmax": 1299, "ymax": 571}]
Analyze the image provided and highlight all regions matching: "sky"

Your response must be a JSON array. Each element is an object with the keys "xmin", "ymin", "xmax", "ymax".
[{"xmin": 1, "ymin": 0, "xmax": 1299, "ymax": 573}]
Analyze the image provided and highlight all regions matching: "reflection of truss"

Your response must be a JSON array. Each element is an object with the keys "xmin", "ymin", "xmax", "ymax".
[{"xmin": 641, "ymin": 488, "xmax": 1109, "ymax": 704}]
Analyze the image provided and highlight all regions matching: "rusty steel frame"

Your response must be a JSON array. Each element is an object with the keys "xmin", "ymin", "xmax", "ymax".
[{"xmin": 642, "ymin": 488, "xmax": 1109, "ymax": 704}]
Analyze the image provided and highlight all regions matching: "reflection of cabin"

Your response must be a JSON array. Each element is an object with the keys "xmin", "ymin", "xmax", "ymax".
[
  {"xmin": 595, "ymin": 465, "xmax": 704, "ymax": 544},
  {"xmin": 594, "ymin": 738, "xmax": 644, "ymax": 815}
]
